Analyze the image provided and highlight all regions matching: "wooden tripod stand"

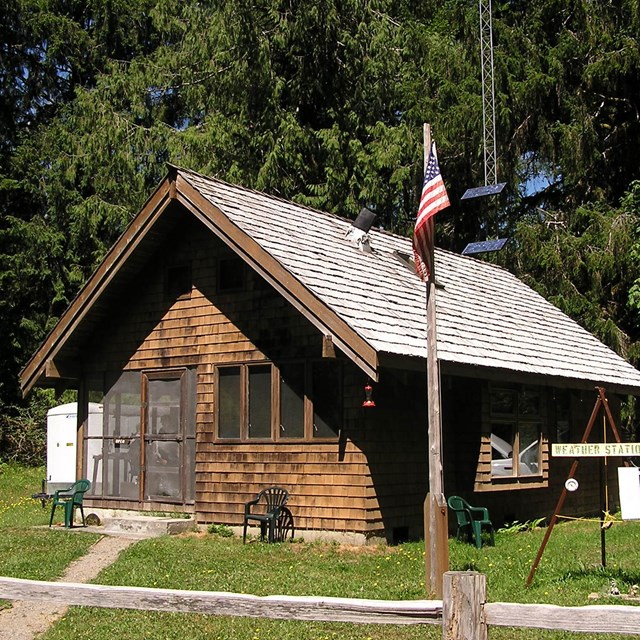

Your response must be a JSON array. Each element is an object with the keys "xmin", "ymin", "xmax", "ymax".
[{"xmin": 526, "ymin": 387, "xmax": 628, "ymax": 586}]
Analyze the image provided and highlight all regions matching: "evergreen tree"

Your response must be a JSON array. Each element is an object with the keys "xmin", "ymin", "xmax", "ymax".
[
  {"xmin": 2, "ymin": 0, "xmax": 640, "ymax": 436},
  {"xmin": 0, "ymin": 0, "xmax": 158, "ymax": 407}
]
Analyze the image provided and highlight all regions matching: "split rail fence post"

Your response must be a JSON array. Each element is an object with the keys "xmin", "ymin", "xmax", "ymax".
[{"xmin": 442, "ymin": 571, "xmax": 487, "ymax": 640}]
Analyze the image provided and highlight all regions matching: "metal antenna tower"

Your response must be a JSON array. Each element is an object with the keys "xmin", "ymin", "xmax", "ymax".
[
  {"xmin": 460, "ymin": 0, "xmax": 507, "ymax": 251},
  {"xmin": 461, "ymin": 0, "xmax": 505, "ymax": 204},
  {"xmin": 479, "ymin": 0, "xmax": 497, "ymax": 186}
]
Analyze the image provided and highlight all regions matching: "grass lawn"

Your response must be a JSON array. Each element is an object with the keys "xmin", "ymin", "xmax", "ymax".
[
  {"xmin": 1, "ymin": 464, "xmax": 639, "ymax": 639},
  {"xmin": 0, "ymin": 463, "xmax": 100, "ymax": 584}
]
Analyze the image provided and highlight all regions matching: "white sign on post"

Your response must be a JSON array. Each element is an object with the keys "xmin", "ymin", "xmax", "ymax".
[
  {"xmin": 618, "ymin": 467, "xmax": 640, "ymax": 520},
  {"xmin": 552, "ymin": 442, "xmax": 640, "ymax": 457}
]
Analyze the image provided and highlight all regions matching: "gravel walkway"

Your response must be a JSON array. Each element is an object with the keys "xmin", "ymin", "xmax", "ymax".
[{"xmin": 0, "ymin": 535, "xmax": 137, "ymax": 640}]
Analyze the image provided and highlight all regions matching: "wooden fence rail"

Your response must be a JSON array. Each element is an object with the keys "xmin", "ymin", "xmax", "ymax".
[
  {"xmin": 444, "ymin": 571, "xmax": 640, "ymax": 639},
  {"xmin": 0, "ymin": 576, "xmax": 443, "ymax": 626},
  {"xmin": 1, "ymin": 572, "xmax": 639, "ymax": 637}
]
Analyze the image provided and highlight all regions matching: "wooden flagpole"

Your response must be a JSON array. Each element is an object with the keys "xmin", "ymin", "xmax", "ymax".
[{"xmin": 422, "ymin": 123, "xmax": 449, "ymax": 597}]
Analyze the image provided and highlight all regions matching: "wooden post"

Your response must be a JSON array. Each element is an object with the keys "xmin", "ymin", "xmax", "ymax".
[
  {"xmin": 442, "ymin": 572, "xmax": 487, "ymax": 640},
  {"xmin": 76, "ymin": 383, "xmax": 88, "ymax": 484},
  {"xmin": 425, "ymin": 492, "xmax": 449, "ymax": 597},
  {"xmin": 600, "ymin": 454, "xmax": 607, "ymax": 568},
  {"xmin": 423, "ymin": 123, "xmax": 449, "ymax": 597}
]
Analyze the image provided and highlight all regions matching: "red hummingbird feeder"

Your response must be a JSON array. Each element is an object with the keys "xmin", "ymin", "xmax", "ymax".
[{"xmin": 362, "ymin": 382, "xmax": 376, "ymax": 408}]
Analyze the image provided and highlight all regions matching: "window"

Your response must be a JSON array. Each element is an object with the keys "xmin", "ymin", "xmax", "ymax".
[
  {"xmin": 216, "ymin": 361, "xmax": 341, "ymax": 441},
  {"xmin": 84, "ymin": 372, "xmax": 141, "ymax": 499},
  {"xmin": 248, "ymin": 365, "xmax": 272, "ymax": 438},
  {"xmin": 554, "ymin": 389, "xmax": 571, "ymax": 443},
  {"xmin": 84, "ymin": 368, "xmax": 196, "ymax": 504},
  {"xmin": 165, "ymin": 264, "xmax": 192, "ymax": 299},
  {"xmin": 279, "ymin": 363, "xmax": 305, "ymax": 438},
  {"xmin": 216, "ymin": 364, "xmax": 273, "ymax": 440},
  {"xmin": 218, "ymin": 256, "xmax": 245, "ymax": 292},
  {"xmin": 312, "ymin": 361, "xmax": 341, "ymax": 438},
  {"xmin": 490, "ymin": 385, "xmax": 541, "ymax": 478},
  {"xmin": 218, "ymin": 367, "xmax": 241, "ymax": 438}
]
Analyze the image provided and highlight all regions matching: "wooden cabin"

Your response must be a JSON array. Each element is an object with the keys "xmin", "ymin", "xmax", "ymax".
[{"xmin": 20, "ymin": 166, "xmax": 640, "ymax": 543}]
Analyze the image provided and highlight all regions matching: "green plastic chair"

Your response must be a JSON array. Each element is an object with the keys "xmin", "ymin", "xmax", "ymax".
[
  {"xmin": 447, "ymin": 495, "xmax": 494, "ymax": 549},
  {"xmin": 49, "ymin": 479, "xmax": 91, "ymax": 528},
  {"xmin": 243, "ymin": 487, "xmax": 290, "ymax": 543}
]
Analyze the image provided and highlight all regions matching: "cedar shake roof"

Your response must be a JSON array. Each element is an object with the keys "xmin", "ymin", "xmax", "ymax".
[
  {"xmin": 20, "ymin": 166, "xmax": 640, "ymax": 395},
  {"xmin": 180, "ymin": 168, "xmax": 640, "ymax": 393}
]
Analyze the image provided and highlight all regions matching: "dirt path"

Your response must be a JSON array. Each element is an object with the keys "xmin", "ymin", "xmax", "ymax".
[{"xmin": 0, "ymin": 535, "xmax": 136, "ymax": 640}]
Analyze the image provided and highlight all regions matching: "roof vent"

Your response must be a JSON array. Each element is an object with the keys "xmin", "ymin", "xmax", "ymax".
[{"xmin": 345, "ymin": 207, "xmax": 377, "ymax": 252}]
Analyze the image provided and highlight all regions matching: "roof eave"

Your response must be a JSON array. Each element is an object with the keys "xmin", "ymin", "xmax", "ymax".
[
  {"xmin": 175, "ymin": 172, "xmax": 379, "ymax": 381},
  {"xmin": 20, "ymin": 169, "xmax": 381, "ymax": 396},
  {"xmin": 439, "ymin": 360, "xmax": 640, "ymax": 397},
  {"xmin": 19, "ymin": 176, "xmax": 175, "ymax": 396}
]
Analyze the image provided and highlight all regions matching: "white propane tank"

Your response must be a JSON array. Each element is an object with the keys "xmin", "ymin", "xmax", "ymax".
[{"xmin": 46, "ymin": 402, "xmax": 102, "ymax": 493}]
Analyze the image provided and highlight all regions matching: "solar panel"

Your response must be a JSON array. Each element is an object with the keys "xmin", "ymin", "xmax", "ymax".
[
  {"xmin": 461, "ymin": 182, "xmax": 507, "ymax": 200},
  {"xmin": 462, "ymin": 238, "xmax": 509, "ymax": 255},
  {"xmin": 352, "ymin": 207, "xmax": 377, "ymax": 232}
]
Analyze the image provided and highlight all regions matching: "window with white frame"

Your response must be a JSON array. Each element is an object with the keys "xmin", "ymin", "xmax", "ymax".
[{"xmin": 490, "ymin": 385, "xmax": 542, "ymax": 478}]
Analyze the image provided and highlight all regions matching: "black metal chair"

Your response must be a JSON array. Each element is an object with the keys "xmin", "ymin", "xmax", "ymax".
[
  {"xmin": 49, "ymin": 479, "xmax": 91, "ymax": 528},
  {"xmin": 242, "ymin": 487, "xmax": 292, "ymax": 543}
]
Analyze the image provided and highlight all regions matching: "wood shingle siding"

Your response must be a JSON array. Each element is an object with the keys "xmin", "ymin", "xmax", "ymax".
[{"xmin": 77, "ymin": 217, "xmax": 394, "ymax": 534}]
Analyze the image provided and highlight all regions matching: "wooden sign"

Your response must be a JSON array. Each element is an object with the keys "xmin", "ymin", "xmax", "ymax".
[{"xmin": 552, "ymin": 442, "xmax": 640, "ymax": 457}]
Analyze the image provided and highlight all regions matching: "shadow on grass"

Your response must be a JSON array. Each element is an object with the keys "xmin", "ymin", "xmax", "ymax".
[{"xmin": 558, "ymin": 566, "xmax": 640, "ymax": 585}]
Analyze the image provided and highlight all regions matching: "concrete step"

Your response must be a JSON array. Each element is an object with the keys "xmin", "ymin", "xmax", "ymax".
[
  {"xmin": 81, "ymin": 509, "xmax": 196, "ymax": 538},
  {"xmin": 102, "ymin": 515, "xmax": 195, "ymax": 536}
]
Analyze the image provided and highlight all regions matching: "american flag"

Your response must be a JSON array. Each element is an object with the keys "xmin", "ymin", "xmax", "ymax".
[{"xmin": 413, "ymin": 142, "xmax": 450, "ymax": 281}]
